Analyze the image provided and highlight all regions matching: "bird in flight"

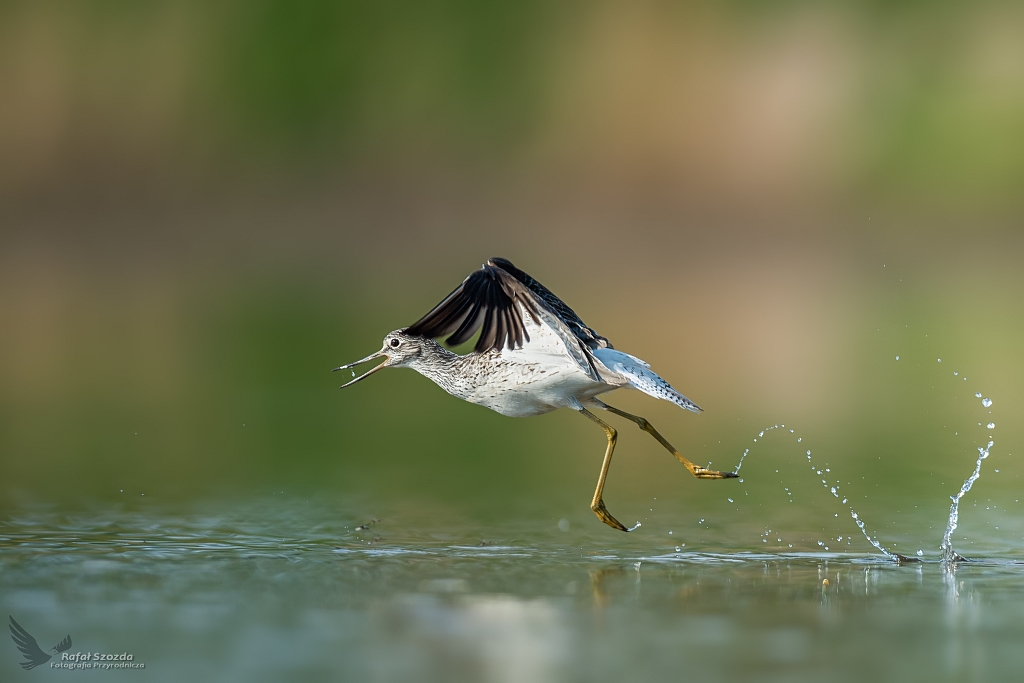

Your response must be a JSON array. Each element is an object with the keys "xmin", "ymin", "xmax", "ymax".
[
  {"xmin": 335, "ymin": 257, "xmax": 736, "ymax": 531},
  {"xmin": 8, "ymin": 616, "xmax": 72, "ymax": 670}
]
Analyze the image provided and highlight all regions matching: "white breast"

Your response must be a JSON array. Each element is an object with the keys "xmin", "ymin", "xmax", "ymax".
[{"xmin": 460, "ymin": 304, "xmax": 619, "ymax": 417}]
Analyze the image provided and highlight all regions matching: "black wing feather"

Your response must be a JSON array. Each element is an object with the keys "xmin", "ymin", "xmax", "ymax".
[
  {"xmin": 9, "ymin": 616, "xmax": 52, "ymax": 670},
  {"xmin": 405, "ymin": 262, "xmax": 541, "ymax": 353},
  {"xmin": 488, "ymin": 257, "xmax": 611, "ymax": 350},
  {"xmin": 447, "ymin": 304, "xmax": 483, "ymax": 346},
  {"xmin": 404, "ymin": 258, "xmax": 608, "ymax": 381}
]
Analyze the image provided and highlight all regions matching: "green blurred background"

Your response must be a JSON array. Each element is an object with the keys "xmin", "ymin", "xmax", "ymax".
[{"xmin": 1, "ymin": 0, "xmax": 1021, "ymax": 544}]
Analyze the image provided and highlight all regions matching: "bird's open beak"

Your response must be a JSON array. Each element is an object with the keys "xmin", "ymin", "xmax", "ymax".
[{"xmin": 333, "ymin": 351, "xmax": 388, "ymax": 388}]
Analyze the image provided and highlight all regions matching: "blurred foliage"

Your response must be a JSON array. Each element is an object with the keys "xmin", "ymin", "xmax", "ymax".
[
  {"xmin": 1, "ymin": 0, "xmax": 1022, "ymax": 207},
  {"xmin": 206, "ymin": 0, "xmax": 564, "ymax": 158}
]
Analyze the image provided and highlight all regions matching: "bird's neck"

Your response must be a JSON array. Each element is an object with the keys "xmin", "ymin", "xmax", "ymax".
[{"xmin": 408, "ymin": 340, "xmax": 473, "ymax": 397}]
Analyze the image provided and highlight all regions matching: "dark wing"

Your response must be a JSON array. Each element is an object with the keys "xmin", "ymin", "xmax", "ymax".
[
  {"xmin": 405, "ymin": 258, "xmax": 606, "ymax": 380},
  {"xmin": 488, "ymin": 257, "xmax": 612, "ymax": 350},
  {"xmin": 54, "ymin": 634, "xmax": 73, "ymax": 653},
  {"xmin": 9, "ymin": 616, "xmax": 52, "ymax": 670},
  {"xmin": 405, "ymin": 262, "xmax": 542, "ymax": 353}
]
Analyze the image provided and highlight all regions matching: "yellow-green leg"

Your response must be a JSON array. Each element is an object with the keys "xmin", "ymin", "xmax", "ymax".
[
  {"xmin": 601, "ymin": 403, "xmax": 738, "ymax": 479},
  {"xmin": 578, "ymin": 407, "xmax": 631, "ymax": 532}
]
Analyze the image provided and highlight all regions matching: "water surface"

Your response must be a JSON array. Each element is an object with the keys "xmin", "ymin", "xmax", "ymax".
[{"xmin": 3, "ymin": 499, "xmax": 1022, "ymax": 682}]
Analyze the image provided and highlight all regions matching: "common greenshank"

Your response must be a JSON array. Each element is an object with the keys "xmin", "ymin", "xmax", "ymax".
[{"xmin": 335, "ymin": 258, "xmax": 736, "ymax": 531}]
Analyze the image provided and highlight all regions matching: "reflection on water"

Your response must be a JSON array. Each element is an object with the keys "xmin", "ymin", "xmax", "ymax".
[{"xmin": 2, "ymin": 500, "xmax": 1024, "ymax": 682}]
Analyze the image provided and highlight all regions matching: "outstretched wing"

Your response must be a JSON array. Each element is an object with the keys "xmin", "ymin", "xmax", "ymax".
[
  {"xmin": 405, "ymin": 261, "xmax": 542, "ymax": 353},
  {"xmin": 404, "ymin": 258, "xmax": 607, "ymax": 379},
  {"xmin": 9, "ymin": 616, "xmax": 52, "ymax": 670},
  {"xmin": 488, "ymin": 257, "xmax": 612, "ymax": 351},
  {"xmin": 54, "ymin": 634, "xmax": 73, "ymax": 653}
]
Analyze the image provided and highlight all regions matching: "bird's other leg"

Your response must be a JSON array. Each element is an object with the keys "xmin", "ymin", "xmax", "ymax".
[
  {"xmin": 598, "ymin": 402, "xmax": 738, "ymax": 479},
  {"xmin": 578, "ymin": 407, "xmax": 632, "ymax": 532}
]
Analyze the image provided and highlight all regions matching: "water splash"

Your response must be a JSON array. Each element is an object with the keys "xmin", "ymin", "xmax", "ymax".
[
  {"xmin": 939, "ymin": 391, "xmax": 996, "ymax": 564},
  {"xmin": 849, "ymin": 510, "xmax": 896, "ymax": 560},
  {"xmin": 731, "ymin": 424, "xmax": 897, "ymax": 560},
  {"xmin": 733, "ymin": 424, "xmax": 782, "ymax": 474},
  {"xmin": 940, "ymin": 441, "xmax": 991, "ymax": 563},
  {"xmin": 733, "ymin": 381, "xmax": 996, "ymax": 563}
]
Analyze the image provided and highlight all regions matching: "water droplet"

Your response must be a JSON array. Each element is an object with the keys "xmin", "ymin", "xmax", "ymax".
[
  {"xmin": 982, "ymin": 397, "xmax": 992, "ymax": 407},
  {"xmin": 806, "ymin": 450, "xmax": 811, "ymax": 456},
  {"xmin": 728, "ymin": 498, "xmax": 734, "ymax": 503},
  {"xmin": 976, "ymin": 392, "xmax": 983, "ymax": 398},
  {"xmin": 817, "ymin": 541, "xmax": 824, "ymax": 546},
  {"xmin": 987, "ymin": 423, "xmax": 995, "ymax": 429},
  {"xmin": 937, "ymin": 358, "xmax": 941, "ymax": 363},
  {"xmin": 759, "ymin": 431, "xmax": 764, "ymax": 437},
  {"xmin": 895, "ymin": 355, "xmax": 900, "ymax": 360},
  {"xmin": 954, "ymin": 371, "xmax": 958, "ymax": 376},
  {"xmin": 558, "ymin": 518, "xmax": 570, "ymax": 532},
  {"xmin": 797, "ymin": 438, "xmax": 802, "ymax": 443},
  {"xmin": 842, "ymin": 498, "xmax": 848, "ymax": 504},
  {"xmin": 916, "ymin": 550, "xmax": 923, "ymax": 557}
]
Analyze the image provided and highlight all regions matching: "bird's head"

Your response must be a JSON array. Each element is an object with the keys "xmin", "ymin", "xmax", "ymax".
[{"xmin": 333, "ymin": 330, "xmax": 429, "ymax": 387}]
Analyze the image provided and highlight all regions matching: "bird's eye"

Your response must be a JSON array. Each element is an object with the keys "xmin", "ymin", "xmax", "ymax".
[{"xmin": 389, "ymin": 338, "xmax": 400, "ymax": 348}]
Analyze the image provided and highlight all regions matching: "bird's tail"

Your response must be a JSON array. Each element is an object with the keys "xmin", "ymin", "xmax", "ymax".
[{"xmin": 593, "ymin": 348, "xmax": 702, "ymax": 413}]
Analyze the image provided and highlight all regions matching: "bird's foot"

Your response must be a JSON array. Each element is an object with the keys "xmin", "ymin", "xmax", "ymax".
[
  {"xmin": 591, "ymin": 499, "xmax": 632, "ymax": 532},
  {"xmin": 692, "ymin": 467, "xmax": 739, "ymax": 479}
]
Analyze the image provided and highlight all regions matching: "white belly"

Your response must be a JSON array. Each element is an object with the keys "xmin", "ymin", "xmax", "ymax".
[
  {"xmin": 463, "ymin": 364, "xmax": 616, "ymax": 417},
  {"xmin": 462, "ymin": 310, "xmax": 626, "ymax": 416}
]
